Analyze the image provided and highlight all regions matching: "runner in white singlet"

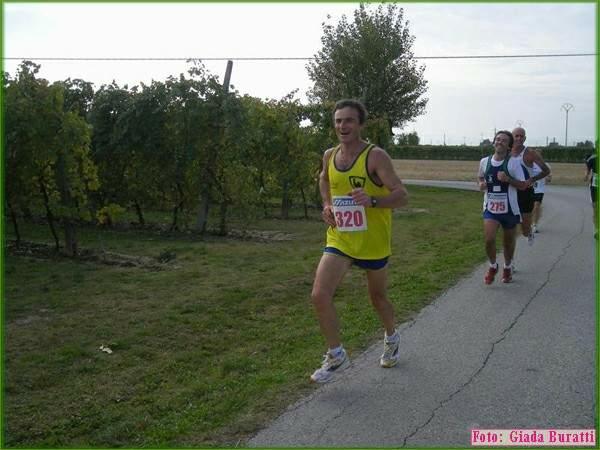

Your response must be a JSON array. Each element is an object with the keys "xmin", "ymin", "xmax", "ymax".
[
  {"xmin": 511, "ymin": 127, "xmax": 551, "ymax": 245},
  {"xmin": 531, "ymin": 156, "xmax": 552, "ymax": 233}
]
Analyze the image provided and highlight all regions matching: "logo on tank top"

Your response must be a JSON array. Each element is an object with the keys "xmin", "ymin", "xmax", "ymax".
[{"xmin": 349, "ymin": 176, "xmax": 366, "ymax": 189}]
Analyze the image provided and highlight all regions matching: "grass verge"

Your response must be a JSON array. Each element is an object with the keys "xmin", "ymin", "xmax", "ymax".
[{"xmin": 5, "ymin": 185, "xmax": 486, "ymax": 447}]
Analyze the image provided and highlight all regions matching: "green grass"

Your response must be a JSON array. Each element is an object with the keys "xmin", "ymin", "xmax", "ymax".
[{"xmin": 4, "ymin": 186, "xmax": 486, "ymax": 447}]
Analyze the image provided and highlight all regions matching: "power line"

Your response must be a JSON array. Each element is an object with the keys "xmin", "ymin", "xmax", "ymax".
[{"xmin": 2, "ymin": 53, "xmax": 597, "ymax": 62}]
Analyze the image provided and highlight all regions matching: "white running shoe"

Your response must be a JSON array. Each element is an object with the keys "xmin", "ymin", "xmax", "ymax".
[
  {"xmin": 310, "ymin": 349, "xmax": 350, "ymax": 383},
  {"xmin": 532, "ymin": 224, "xmax": 539, "ymax": 233},
  {"xmin": 527, "ymin": 231, "xmax": 535, "ymax": 246},
  {"xmin": 380, "ymin": 336, "xmax": 400, "ymax": 368}
]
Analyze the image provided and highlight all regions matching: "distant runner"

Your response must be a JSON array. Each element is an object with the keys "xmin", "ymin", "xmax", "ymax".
[
  {"xmin": 511, "ymin": 127, "xmax": 551, "ymax": 245},
  {"xmin": 584, "ymin": 152, "xmax": 597, "ymax": 239},
  {"xmin": 310, "ymin": 99, "xmax": 408, "ymax": 383},
  {"xmin": 531, "ymin": 152, "xmax": 552, "ymax": 233},
  {"xmin": 478, "ymin": 130, "xmax": 529, "ymax": 284}
]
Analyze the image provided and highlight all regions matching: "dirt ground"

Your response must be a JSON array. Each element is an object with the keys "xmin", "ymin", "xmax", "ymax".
[{"xmin": 393, "ymin": 159, "xmax": 587, "ymax": 186}]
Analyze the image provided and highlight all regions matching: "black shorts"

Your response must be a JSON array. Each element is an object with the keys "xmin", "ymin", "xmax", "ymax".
[
  {"xmin": 533, "ymin": 193, "xmax": 544, "ymax": 203},
  {"xmin": 591, "ymin": 186, "xmax": 597, "ymax": 203},
  {"xmin": 517, "ymin": 188, "xmax": 535, "ymax": 214}
]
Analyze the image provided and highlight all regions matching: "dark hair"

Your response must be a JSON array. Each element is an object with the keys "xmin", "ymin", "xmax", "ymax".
[
  {"xmin": 333, "ymin": 99, "xmax": 368, "ymax": 125},
  {"xmin": 494, "ymin": 130, "xmax": 514, "ymax": 148}
]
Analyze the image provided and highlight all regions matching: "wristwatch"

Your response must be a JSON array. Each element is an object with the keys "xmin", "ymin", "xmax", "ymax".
[{"xmin": 371, "ymin": 196, "xmax": 377, "ymax": 208}]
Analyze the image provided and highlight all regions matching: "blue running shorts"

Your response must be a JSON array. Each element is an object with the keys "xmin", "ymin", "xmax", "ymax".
[
  {"xmin": 323, "ymin": 247, "xmax": 389, "ymax": 270},
  {"xmin": 483, "ymin": 210, "xmax": 521, "ymax": 229}
]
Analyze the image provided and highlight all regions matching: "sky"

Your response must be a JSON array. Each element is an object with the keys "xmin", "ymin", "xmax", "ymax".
[{"xmin": 3, "ymin": 2, "xmax": 597, "ymax": 147}]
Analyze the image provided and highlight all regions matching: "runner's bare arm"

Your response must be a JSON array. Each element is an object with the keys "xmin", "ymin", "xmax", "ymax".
[
  {"xmin": 368, "ymin": 148, "xmax": 408, "ymax": 209},
  {"xmin": 497, "ymin": 171, "xmax": 530, "ymax": 190},
  {"xmin": 527, "ymin": 150, "xmax": 551, "ymax": 181},
  {"xmin": 319, "ymin": 149, "xmax": 337, "ymax": 226},
  {"xmin": 477, "ymin": 160, "xmax": 487, "ymax": 191},
  {"xmin": 478, "ymin": 177, "xmax": 487, "ymax": 191}
]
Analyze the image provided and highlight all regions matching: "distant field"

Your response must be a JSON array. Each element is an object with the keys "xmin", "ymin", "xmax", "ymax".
[{"xmin": 393, "ymin": 159, "xmax": 586, "ymax": 186}]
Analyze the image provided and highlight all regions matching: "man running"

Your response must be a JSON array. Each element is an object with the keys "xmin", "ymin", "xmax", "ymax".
[
  {"xmin": 510, "ymin": 127, "xmax": 551, "ymax": 245},
  {"xmin": 584, "ymin": 152, "xmax": 597, "ymax": 238},
  {"xmin": 478, "ymin": 130, "xmax": 529, "ymax": 284},
  {"xmin": 531, "ymin": 151, "xmax": 552, "ymax": 233},
  {"xmin": 310, "ymin": 99, "xmax": 408, "ymax": 383}
]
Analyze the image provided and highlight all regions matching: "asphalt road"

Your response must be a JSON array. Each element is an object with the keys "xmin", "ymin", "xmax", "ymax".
[{"xmin": 249, "ymin": 183, "xmax": 596, "ymax": 447}]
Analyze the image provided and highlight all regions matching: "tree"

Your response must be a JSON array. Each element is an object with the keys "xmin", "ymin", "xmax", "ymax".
[
  {"xmin": 56, "ymin": 78, "xmax": 95, "ymax": 118},
  {"xmin": 395, "ymin": 131, "xmax": 420, "ymax": 146},
  {"xmin": 88, "ymin": 81, "xmax": 139, "ymax": 223},
  {"xmin": 187, "ymin": 61, "xmax": 235, "ymax": 234},
  {"xmin": 576, "ymin": 140, "xmax": 594, "ymax": 148},
  {"xmin": 52, "ymin": 104, "xmax": 100, "ymax": 255},
  {"xmin": 306, "ymin": 3, "xmax": 428, "ymax": 132},
  {"xmin": 4, "ymin": 61, "xmax": 99, "ymax": 255},
  {"xmin": 298, "ymin": 102, "xmax": 337, "ymax": 209},
  {"xmin": 4, "ymin": 62, "xmax": 45, "ymax": 245}
]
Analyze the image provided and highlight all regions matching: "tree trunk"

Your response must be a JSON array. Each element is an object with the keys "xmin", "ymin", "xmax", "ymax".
[
  {"xmin": 7, "ymin": 199, "xmax": 21, "ymax": 247},
  {"xmin": 300, "ymin": 186, "xmax": 308, "ymax": 219},
  {"xmin": 133, "ymin": 199, "xmax": 145, "ymax": 225},
  {"xmin": 22, "ymin": 205, "xmax": 33, "ymax": 221},
  {"xmin": 170, "ymin": 183, "xmax": 185, "ymax": 232},
  {"xmin": 314, "ymin": 169, "xmax": 322, "ymax": 209},
  {"xmin": 39, "ymin": 180, "xmax": 60, "ymax": 252},
  {"xmin": 281, "ymin": 180, "xmax": 290, "ymax": 219},
  {"xmin": 196, "ymin": 194, "xmax": 209, "ymax": 234},
  {"xmin": 56, "ymin": 153, "xmax": 78, "ymax": 256},
  {"xmin": 196, "ymin": 161, "xmax": 215, "ymax": 234},
  {"xmin": 218, "ymin": 200, "xmax": 228, "ymax": 236},
  {"xmin": 170, "ymin": 205, "xmax": 179, "ymax": 232},
  {"xmin": 62, "ymin": 218, "xmax": 78, "ymax": 256}
]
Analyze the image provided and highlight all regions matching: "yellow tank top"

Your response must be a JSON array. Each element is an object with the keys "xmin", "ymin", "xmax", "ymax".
[{"xmin": 326, "ymin": 143, "xmax": 392, "ymax": 259}]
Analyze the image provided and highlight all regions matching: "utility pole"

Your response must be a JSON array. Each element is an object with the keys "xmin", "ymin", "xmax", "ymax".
[
  {"xmin": 443, "ymin": 133, "xmax": 446, "ymax": 146},
  {"xmin": 561, "ymin": 103, "xmax": 574, "ymax": 147},
  {"xmin": 222, "ymin": 60, "xmax": 233, "ymax": 93}
]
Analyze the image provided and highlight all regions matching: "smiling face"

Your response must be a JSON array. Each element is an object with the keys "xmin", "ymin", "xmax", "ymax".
[
  {"xmin": 512, "ymin": 127, "xmax": 526, "ymax": 149},
  {"xmin": 493, "ymin": 132, "xmax": 511, "ymax": 158},
  {"xmin": 334, "ymin": 107, "xmax": 363, "ymax": 145}
]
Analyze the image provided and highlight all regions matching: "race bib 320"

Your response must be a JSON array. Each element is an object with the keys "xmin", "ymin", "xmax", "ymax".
[{"xmin": 332, "ymin": 196, "xmax": 367, "ymax": 232}]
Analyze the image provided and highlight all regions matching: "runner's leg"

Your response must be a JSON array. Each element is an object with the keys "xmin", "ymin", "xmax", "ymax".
[
  {"xmin": 484, "ymin": 219, "xmax": 500, "ymax": 264},
  {"xmin": 311, "ymin": 253, "xmax": 352, "ymax": 349},
  {"xmin": 532, "ymin": 201, "xmax": 541, "ymax": 228},
  {"xmin": 366, "ymin": 266, "xmax": 395, "ymax": 336},
  {"xmin": 503, "ymin": 226, "xmax": 517, "ymax": 266},
  {"xmin": 521, "ymin": 212, "xmax": 532, "ymax": 237}
]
